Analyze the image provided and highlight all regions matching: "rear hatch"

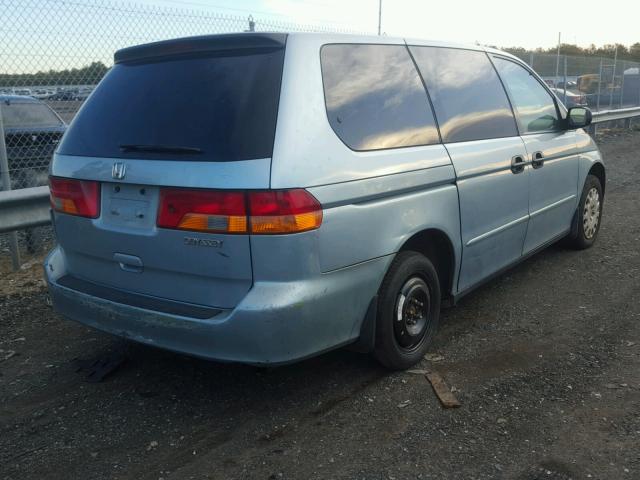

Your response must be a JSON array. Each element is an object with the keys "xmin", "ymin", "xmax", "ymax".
[{"xmin": 51, "ymin": 33, "xmax": 287, "ymax": 309}]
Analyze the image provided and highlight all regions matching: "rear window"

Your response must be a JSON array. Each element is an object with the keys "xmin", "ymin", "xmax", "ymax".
[
  {"xmin": 320, "ymin": 44, "xmax": 439, "ymax": 151},
  {"xmin": 2, "ymin": 101, "xmax": 63, "ymax": 129},
  {"xmin": 58, "ymin": 48, "xmax": 285, "ymax": 161}
]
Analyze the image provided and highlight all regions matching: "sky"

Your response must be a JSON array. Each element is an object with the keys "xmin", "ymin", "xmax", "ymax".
[
  {"xmin": 3, "ymin": 0, "xmax": 639, "ymax": 74},
  {"xmin": 143, "ymin": 0, "xmax": 640, "ymax": 49}
]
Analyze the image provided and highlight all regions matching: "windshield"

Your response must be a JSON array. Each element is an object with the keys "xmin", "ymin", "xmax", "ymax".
[{"xmin": 58, "ymin": 47, "xmax": 285, "ymax": 161}]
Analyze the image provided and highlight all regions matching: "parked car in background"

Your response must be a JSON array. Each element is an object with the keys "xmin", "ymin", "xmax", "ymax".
[
  {"xmin": 550, "ymin": 88, "xmax": 588, "ymax": 108},
  {"xmin": 33, "ymin": 88, "xmax": 56, "ymax": 99},
  {"xmin": 46, "ymin": 89, "xmax": 80, "ymax": 101},
  {"xmin": 577, "ymin": 74, "xmax": 600, "ymax": 94},
  {"xmin": 555, "ymin": 80, "xmax": 577, "ymax": 90},
  {"xmin": 1, "ymin": 94, "xmax": 66, "ymax": 251},
  {"xmin": 12, "ymin": 88, "xmax": 33, "ymax": 97},
  {"xmin": 45, "ymin": 33, "xmax": 605, "ymax": 369},
  {"xmin": 1, "ymin": 95, "xmax": 66, "ymax": 189}
]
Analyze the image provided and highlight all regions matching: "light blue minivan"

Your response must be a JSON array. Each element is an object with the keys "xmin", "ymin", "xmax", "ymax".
[{"xmin": 45, "ymin": 33, "xmax": 604, "ymax": 369}]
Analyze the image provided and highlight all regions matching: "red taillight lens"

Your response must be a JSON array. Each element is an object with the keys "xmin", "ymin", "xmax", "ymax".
[
  {"xmin": 156, "ymin": 188, "xmax": 322, "ymax": 234},
  {"xmin": 49, "ymin": 177, "xmax": 100, "ymax": 218},
  {"xmin": 249, "ymin": 189, "xmax": 322, "ymax": 234},
  {"xmin": 157, "ymin": 188, "xmax": 247, "ymax": 233}
]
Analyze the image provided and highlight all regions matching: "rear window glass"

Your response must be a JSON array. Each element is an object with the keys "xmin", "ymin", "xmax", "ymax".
[
  {"xmin": 409, "ymin": 46, "xmax": 517, "ymax": 143},
  {"xmin": 1, "ymin": 102, "xmax": 63, "ymax": 129},
  {"xmin": 320, "ymin": 44, "xmax": 439, "ymax": 151},
  {"xmin": 58, "ymin": 48, "xmax": 285, "ymax": 161}
]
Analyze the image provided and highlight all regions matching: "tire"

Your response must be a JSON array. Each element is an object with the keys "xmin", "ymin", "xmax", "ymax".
[
  {"xmin": 566, "ymin": 174, "xmax": 603, "ymax": 250},
  {"xmin": 373, "ymin": 251, "xmax": 441, "ymax": 370}
]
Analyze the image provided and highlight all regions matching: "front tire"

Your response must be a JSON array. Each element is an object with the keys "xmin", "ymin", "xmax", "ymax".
[
  {"xmin": 566, "ymin": 174, "xmax": 603, "ymax": 250},
  {"xmin": 373, "ymin": 251, "xmax": 440, "ymax": 370}
]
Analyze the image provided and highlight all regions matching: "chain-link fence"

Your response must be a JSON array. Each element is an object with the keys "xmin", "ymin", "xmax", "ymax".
[
  {"xmin": 2, "ymin": 0, "xmax": 639, "ymax": 267},
  {"xmin": 0, "ymin": 0, "xmax": 361, "ymax": 265},
  {"xmin": 514, "ymin": 52, "xmax": 640, "ymax": 111}
]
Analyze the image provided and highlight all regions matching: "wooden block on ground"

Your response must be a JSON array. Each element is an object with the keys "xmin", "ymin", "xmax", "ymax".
[{"xmin": 425, "ymin": 371, "xmax": 460, "ymax": 408}]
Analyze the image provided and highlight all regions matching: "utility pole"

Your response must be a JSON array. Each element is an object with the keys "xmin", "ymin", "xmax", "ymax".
[{"xmin": 377, "ymin": 0, "xmax": 382, "ymax": 36}]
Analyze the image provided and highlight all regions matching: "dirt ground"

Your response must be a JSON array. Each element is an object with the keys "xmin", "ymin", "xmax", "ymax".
[{"xmin": 1, "ymin": 130, "xmax": 640, "ymax": 480}]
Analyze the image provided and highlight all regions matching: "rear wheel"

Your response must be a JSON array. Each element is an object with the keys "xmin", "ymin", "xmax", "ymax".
[
  {"xmin": 373, "ymin": 251, "xmax": 440, "ymax": 370},
  {"xmin": 566, "ymin": 174, "xmax": 603, "ymax": 250}
]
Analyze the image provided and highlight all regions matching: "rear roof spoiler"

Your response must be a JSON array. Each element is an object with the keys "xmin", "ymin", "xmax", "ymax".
[{"xmin": 114, "ymin": 32, "xmax": 288, "ymax": 64}]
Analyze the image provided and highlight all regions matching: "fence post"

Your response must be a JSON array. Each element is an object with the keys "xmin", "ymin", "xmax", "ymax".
[
  {"xmin": 0, "ymin": 103, "xmax": 22, "ymax": 271},
  {"xmin": 596, "ymin": 58, "xmax": 603, "ymax": 112},
  {"xmin": 563, "ymin": 55, "xmax": 568, "ymax": 104},
  {"xmin": 619, "ymin": 60, "xmax": 625, "ymax": 109},
  {"xmin": 638, "ymin": 63, "xmax": 640, "ymax": 106},
  {"xmin": 609, "ymin": 46, "xmax": 617, "ymax": 110}
]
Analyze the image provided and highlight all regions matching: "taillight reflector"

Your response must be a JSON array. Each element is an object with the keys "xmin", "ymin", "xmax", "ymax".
[
  {"xmin": 49, "ymin": 177, "xmax": 100, "ymax": 218},
  {"xmin": 156, "ymin": 188, "xmax": 322, "ymax": 235}
]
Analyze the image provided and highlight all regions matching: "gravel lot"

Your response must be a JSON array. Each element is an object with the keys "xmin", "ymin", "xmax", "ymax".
[{"xmin": 1, "ymin": 130, "xmax": 639, "ymax": 480}]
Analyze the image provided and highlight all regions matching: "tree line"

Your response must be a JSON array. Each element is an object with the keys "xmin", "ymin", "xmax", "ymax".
[
  {"xmin": 1, "ymin": 42, "xmax": 639, "ymax": 88},
  {"xmin": 0, "ymin": 62, "xmax": 109, "ymax": 87},
  {"xmin": 502, "ymin": 43, "xmax": 640, "ymax": 63}
]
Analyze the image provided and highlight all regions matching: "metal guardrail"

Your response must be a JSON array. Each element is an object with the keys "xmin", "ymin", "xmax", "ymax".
[
  {"xmin": 0, "ymin": 185, "xmax": 50, "ymax": 234},
  {"xmin": 1, "ymin": 106, "xmax": 639, "ymax": 269},
  {"xmin": 592, "ymin": 106, "xmax": 640, "ymax": 123}
]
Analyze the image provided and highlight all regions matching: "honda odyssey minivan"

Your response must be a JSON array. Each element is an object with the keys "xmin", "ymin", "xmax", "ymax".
[{"xmin": 45, "ymin": 33, "xmax": 605, "ymax": 369}]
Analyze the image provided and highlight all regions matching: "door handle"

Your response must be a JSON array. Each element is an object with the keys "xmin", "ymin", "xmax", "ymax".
[
  {"xmin": 531, "ymin": 151, "xmax": 545, "ymax": 169},
  {"xmin": 511, "ymin": 155, "xmax": 529, "ymax": 174}
]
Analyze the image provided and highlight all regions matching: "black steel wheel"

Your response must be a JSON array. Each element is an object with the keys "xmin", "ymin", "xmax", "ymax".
[
  {"xmin": 374, "ymin": 251, "xmax": 441, "ymax": 370},
  {"xmin": 393, "ymin": 276, "xmax": 431, "ymax": 351}
]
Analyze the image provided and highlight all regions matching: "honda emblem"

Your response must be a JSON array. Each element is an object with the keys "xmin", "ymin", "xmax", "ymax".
[{"xmin": 112, "ymin": 162, "xmax": 126, "ymax": 180}]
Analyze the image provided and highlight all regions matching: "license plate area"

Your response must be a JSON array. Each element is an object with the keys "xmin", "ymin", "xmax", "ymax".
[{"xmin": 102, "ymin": 183, "xmax": 158, "ymax": 229}]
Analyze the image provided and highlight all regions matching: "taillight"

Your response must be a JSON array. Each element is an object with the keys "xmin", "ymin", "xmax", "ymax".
[
  {"xmin": 156, "ymin": 188, "xmax": 322, "ymax": 235},
  {"xmin": 249, "ymin": 189, "xmax": 322, "ymax": 234},
  {"xmin": 49, "ymin": 177, "xmax": 100, "ymax": 218},
  {"xmin": 157, "ymin": 189, "xmax": 247, "ymax": 233}
]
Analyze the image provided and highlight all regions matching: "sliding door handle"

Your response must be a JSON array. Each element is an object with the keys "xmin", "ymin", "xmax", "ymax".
[
  {"xmin": 532, "ymin": 151, "xmax": 545, "ymax": 169},
  {"xmin": 511, "ymin": 155, "xmax": 529, "ymax": 174}
]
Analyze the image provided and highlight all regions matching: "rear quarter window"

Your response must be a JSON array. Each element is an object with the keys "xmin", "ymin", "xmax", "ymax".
[
  {"xmin": 409, "ymin": 46, "xmax": 518, "ymax": 143},
  {"xmin": 320, "ymin": 44, "xmax": 439, "ymax": 151},
  {"xmin": 58, "ymin": 47, "xmax": 285, "ymax": 161}
]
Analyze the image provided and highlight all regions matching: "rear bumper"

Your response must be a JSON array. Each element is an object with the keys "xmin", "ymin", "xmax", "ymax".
[{"xmin": 45, "ymin": 246, "xmax": 391, "ymax": 365}]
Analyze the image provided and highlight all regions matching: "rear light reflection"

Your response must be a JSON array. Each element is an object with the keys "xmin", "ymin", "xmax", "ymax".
[
  {"xmin": 49, "ymin": 177, "xmax": 100, "ymax": 218},
  {"xmin": 157, "ymin": 188, "xmax": 322, "ymax": 235}
]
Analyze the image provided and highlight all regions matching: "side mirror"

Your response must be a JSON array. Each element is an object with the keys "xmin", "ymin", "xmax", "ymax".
[{"xmin": 567, "ymin": 107, "xmax": 592, "ymax": 129}]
